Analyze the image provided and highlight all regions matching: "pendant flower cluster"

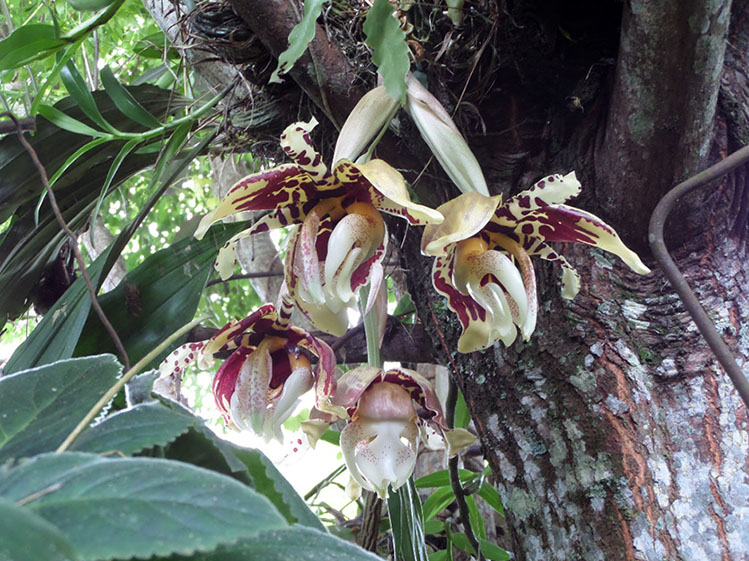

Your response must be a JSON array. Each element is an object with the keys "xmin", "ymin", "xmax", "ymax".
[
  {"xmin": 421, "ymin": 172, "xmax": 651, "ymax": 352},
  {"xmin": 195, "ymin": 118, "xmax": 442, "ymax": 337},
  {"xmin": 157, "ymin": 302, "xmax": 337, "ymax": 442}
]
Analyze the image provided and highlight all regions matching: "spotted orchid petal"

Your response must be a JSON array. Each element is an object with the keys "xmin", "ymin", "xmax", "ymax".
[
  {"xmin": 199, "ymin": 304, "xmax": 278, "ymax": 369},
  {"xmin": 405, "ymin": 73, "xmax": 489, "ymax": 196},
  {"xmin": 279, "ymin": 119, "xmax": 331, "ymax": 185},
  {"xmin": 512, "ymin": 204, "xmax": 651, "ymax": 275},
  {"xmin": 195, "ymin": 164, "xmax": 315, "ymax": 240},
  {"xmin": 333, "ymin": 86, "xmax": 399, "ymax": 164},
  {"xmin": 422, "ymin": 192, "xmax": 502, "ymax": 255},
  {"xmin": 356, "ymin": 159, "xmax": 444, "ymax": 225},
  {"xmin": 332, "ymin": 366, "xmax": 384, "ymax": 411}
]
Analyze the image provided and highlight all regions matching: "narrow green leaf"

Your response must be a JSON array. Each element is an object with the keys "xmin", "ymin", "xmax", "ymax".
[
  {"xmin": 428, "ymin": 550, "xmax": 448, "ymax": 561},
  {"xmin": 65, "ymin": 0, "xmax": 118, "ymax": 11},
  {"xmin": 0, "ymin": 355, "xmax": 121, "ymax": 461},
  {"xmin": 270, "ymin": 0, "xmax": 327, "ymax": 82},
  {"xmin": 100, "ymin": 65, "xmax": 162, "ymax": 128},
  {"xmin": 89, "ymin": 137, "xmax": 141, "ymax": 244},
  {"xmin": 479, "ymin": 539, "xmax": 511, "ymax": 561},
  {"xmin": 0, "ymin": 453, "xmax": 288, "ymax": 561},
  {"xmin": 465, "ymin": 495, "xmax": 486, "ymax": 540},
  {"xmin": 60, "ymin": 62, "xmax": 118, "ymax": 134},
  {"xmin": 46, "ymin": 138, "xmax": 109, "ymax": 186},
  {"xmin": 70, "ymin": 401, "xmax": 199, "ymax": 455},
  {"xmin": 0, "ymin": 498, "xmax": 79, "ymax": 561},
  {"xmin": 37, "ymin": 104, "xmax": 109, "ymax": 138},
  {"xmin": 450, "ymin": 533, "xmax": 475, "ymax": 555},
  {"xmin": 0, "ymin": 24, "xmax": 66, "ymax": 70},
  {"xmin": 477, "ymin": 481, "xmax": 504, "ymax": 516},
  {"xmin": 363, "ymin": 0, "xmax": 410, "ymax": 102},
  {"xmin": 422, "ymin": 485, "xmax": 455, "ymax": 522},
  {"xmin": 388, "ymin": 478, "xmax": 429, "ymax": 561},
  {"xmin": 423, "ymin": 519, "xmax": 444, "ymax": 535},
  {"xmin": 166, "ymin": 526, "xmax": 382, "ymax": 561},
  {"xmin": 454, "ymin": 389, "xmax": 471, "ymax": 429},
  {"xmin": 414, "ymin": 468, "xmax": 473, "ymax": 488}
]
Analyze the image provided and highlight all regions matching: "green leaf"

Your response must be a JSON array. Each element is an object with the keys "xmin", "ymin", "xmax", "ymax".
[
  {"xmin": 0, "ymin": 453, "xmax": 288, "ymax": 561},
  {"xmin": 0, "ymin": 355, "xmax": 121, "ymax": 461},
  {"xmin": 422, "ymin": 485, "xmax": 455, "ymax": 522},
  {"xmin": 479, "ymin": 539, "xmax": 511, "ymax": 561},
  {"xmin": 428, "ymin": 550, "xmax": 448, "ymax": 561},
  {"xmin": 165, "ymin": 426, "xmax": 323, "ymax": 529},
  {"xmin": 477, "ymin": 481, "xmax": 504, "ymax": 516},
  {"xmin": 100, "ymin": 65, "xmax": 162, "ymax": 128},
  {"xmin": 414, "ymin": 468, "xmax": 473, "ymax": 488},
  {"xmin": 70, "ymin": 401, "xmax": 199, "ymax": 455},
  {"xmin": 0, "ymin": 498, "xmax": 79, "ymax": 561},
  {"xmin": 423, "ymin": 519, "xmax": 444, "ymax": 535},
  {"xmin": 230, "ymin": 446, "xmax": 325, "ymax": 529},
  {"xmin": 60, "ymin": 61, "xmax": 117, "ymax": 133},
  {"xmin": 363, "ymin": 0, "xmax": 410, "ymax": 103},
  {"xmin": 465, "ymin": 494, "xmax": 486, "ymax": 540},
  {"xmin": 450, "ymin": 533, "xmax": 475, "ymax": 555},
  {"xmin": 454, "ymin": 389, "xmax": 471, "ymax": 429},
  {"xmin": 270, "ymin": 0, "xmax": 327, "ymax": 82},
  {"xmin": 0, "ymin": 24, "xmax": 66, "ymax": 70},
  {"xmin": 164, "ymin": 526, "xmax": 382, "ymax": 561},
  {"xmin": 75, "ymin": 221, "xmax": 249, "ymax": 367},
  {"xmin": 65, "ymin": 0, "xmax": 119, "ymax": 11},
  {"xmin": 388, "ymin": 478, "xmax": 429, "ymax": 561},
  {"xmin": 37, "ymin": 104, "xmax": 109, "ymax": 138},
  {"xmin": 3, "ymin": 250, "xmax": 112, "ymax": 374}
]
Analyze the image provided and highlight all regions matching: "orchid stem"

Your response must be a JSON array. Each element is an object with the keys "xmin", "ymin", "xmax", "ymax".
[{"xmin": 55, "ymin": 316, "xmax": 206, "ymax": 453}]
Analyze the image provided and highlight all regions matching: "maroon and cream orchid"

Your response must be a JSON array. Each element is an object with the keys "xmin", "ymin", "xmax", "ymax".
[
  {"xmin": 316, "ymin": 366, "xmax": 469, "ymax": 499},
  {"xmin": 194, "ymin": 119, "xmax": 443, "ymax": 337},
  {"xmin": 158, "ymin": 303, "xmax": 338, "ymax": 442},
  {"xmin": 421, "ymin": 172, "xmax": 651, "ymax": 353}
]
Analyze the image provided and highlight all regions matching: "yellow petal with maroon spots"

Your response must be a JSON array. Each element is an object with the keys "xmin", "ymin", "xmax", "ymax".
[
  {"xmin": 356, "ymin": 159, "xmax": 444, "ymax": 225},
  {"xmin": 421, "ymin": 192, "xmax": 501, "ymax": 255},
  {"xmin": 199, "ymin": 304, "xmax": 278, "ymax": 368},
  {"xmin": 195, "ymin": 164, "xmax": 315, "ymax": 240},
  {"xmin": 279, "ymin": 119, "xmax": 331, "ymax": 185}
]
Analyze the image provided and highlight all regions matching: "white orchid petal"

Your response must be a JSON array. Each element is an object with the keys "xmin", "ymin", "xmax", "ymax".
[{"xmin": 268, "ymin": 366, "xmax": 314, "ymax": 441}]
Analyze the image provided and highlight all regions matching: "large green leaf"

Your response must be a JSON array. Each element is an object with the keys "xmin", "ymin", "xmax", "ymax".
[
  {"xmin": 74, "ymin": 221, "xmax": 249, "ymax": 367},
  {"xmin": 165, "ymin": 526, "xmax": 382, "ymax": 561},
  {"xmin": 165, "ymin": 426, "xmax": 324, "ymax": 529},
  {"xmin": 0, "ymin": 24, "xmax": 67, "ymax": 70},
  {"xmin": 363, "ymin": 0, "xmax": 410, "ymax": 103},
  {"xmin": 2, "ymin": 251, "xmax": 112, "ymax": 374},
  {"xmin": 70, "ymin": 401, "xmax": 199, "ymax": 455},
  {"xmin": 0, "ymin": 453, "xmax": 288, "ymax": 561},
  {"xmin": 0, "ymin": 498, "xmax": 79, "ymax": 561},
  {"xmin": 0, "ymin": 86, "xmax": 185, "ymax": 323},
  {"xmin": 0, "ymin": 355, "xmax": 121, "ymax": 461},
  {"xmin": 270, "ymin": 0, "xmax": 327, "ymax": 83}
]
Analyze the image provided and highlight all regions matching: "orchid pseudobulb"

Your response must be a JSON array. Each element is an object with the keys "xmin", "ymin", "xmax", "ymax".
[{"xmin": 422, "ymin": 172, "xmax": 651, "ymax": 353}]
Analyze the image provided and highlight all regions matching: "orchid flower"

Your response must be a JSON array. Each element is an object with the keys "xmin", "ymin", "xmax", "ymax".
[
  {"xmin": 421, "ymin": 172, "xmax": 651, "ymax": 353},
  {"xmin": 195, "ymin": 118, "xmax": 442, "ymax": 336},
  {"xmin": 156, "ymin": 302, "xmax": 337, "ymax": 442},
  {"xmin": 311, "ymin": 365, "xmax": 473, "ymax": 499}
]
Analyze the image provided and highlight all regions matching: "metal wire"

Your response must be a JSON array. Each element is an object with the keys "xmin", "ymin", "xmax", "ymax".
[{"xmin": 648, "ymin": 144, "xmax": 749, "ymax": 408}]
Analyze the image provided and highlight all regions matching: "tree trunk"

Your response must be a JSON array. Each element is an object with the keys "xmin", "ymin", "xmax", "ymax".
[{"xmin": 166, "ymin": 0, "xmax": 749, "ymax": 558}]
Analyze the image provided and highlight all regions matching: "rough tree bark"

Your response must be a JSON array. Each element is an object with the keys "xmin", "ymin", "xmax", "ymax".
[{"xmin": 154, "ymin": 0, "xmax": 749, "ymax": 558}]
